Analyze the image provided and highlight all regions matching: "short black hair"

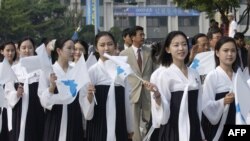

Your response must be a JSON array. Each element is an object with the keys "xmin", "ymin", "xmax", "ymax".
[
  {"xmin": 122, "ymin": 28, "xmax": 131, "ymax": 38},
  {"xmin": 234, "ymin": 32, "xmax": 244, "ymax": 40}
]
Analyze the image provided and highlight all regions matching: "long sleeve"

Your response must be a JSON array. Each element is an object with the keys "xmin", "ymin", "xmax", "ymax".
[
  {"xmin": 37, "ymin": 70, "xmax": 54, "ymax": 110},
  {"xmin": 79, "ymin": 84, "xmax": 94, "ymax": 120},
  {"xmin": 4, "ymin": 81, "xmax": 20, "ymax": 108},
  {"xmin": 202, "ymin": 72, "xmax": 224, "ymax": 125},
  {"xmin": 151, "ymin": 71, "xmax": 170, "ymax": 125}
]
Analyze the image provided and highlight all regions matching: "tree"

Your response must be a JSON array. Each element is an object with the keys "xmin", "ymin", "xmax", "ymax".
[
  {"xmin": 173, "ymin": 0, "xmax": 250, "ymax": 34},
  {"xmin": 109, "ymin": 26, "xmax": 122, "ymax": 45},
  {"xmin": 0, "ymin": 0, "xmax": 75, "ymax": 43}
]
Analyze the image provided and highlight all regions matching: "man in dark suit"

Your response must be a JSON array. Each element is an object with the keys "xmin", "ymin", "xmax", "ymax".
[
  {"xmin": 120, "ymin": 26, "xmax": 154, "ymax": 141},
  {"xmin": 234, "ymin": 32, "xmax": 248, "ymax": 70}
]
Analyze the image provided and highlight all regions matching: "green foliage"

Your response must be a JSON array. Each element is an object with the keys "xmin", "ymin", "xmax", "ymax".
[
  {"xmin": 109, "ymin": 26, "xmax": 122, "ymax": 45},
  {"xmin": 79, "ymin": 25, "xmax": 95, "ymax": 44},
  {"xmin": 173, "ymin": 0, "xmax": 240, "ymax": 18},
  {"xmin": 0, "ymin": 0, "xmax": 75, "ymax": 44}
]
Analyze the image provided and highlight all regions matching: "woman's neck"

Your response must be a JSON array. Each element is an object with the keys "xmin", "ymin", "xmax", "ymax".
[
  {"xmin": 57, "ymin": 58, "xmax": 69, "ymax": 72},
  {"xmin": 220, "ymin": 64, "xmax": 233, "ymax": 80},
  {"xmin": 173, "ymin": 60, "xmax": 188, "ymax": 77}
]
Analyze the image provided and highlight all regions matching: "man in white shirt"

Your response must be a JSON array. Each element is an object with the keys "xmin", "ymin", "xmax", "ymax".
[{"xmin": 228, "ymin": 12, "xmax": 238, "ymax": 38}]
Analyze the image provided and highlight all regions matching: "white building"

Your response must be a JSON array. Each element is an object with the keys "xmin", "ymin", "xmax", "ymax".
[{"xmin": 78, "ymin": 0, "xmax": 250, "ymax": 41}]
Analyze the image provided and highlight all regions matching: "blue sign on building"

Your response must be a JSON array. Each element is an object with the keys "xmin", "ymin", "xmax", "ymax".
[{"xmin": 114, "ymin": 6, "xmax": 200, "ymax": 16}]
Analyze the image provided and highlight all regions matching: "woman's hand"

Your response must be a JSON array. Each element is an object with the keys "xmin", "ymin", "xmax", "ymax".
[
  {"xmin": 143, "ymin": 81, "xmax": 161, "ymax": 105},
  {"xmin": 16, "ymin": 84, "xmax": 24, "ymax": 97},
  {"xmin": 49, "ymin": 73, "xmax": 57, "ymax": 94},
  {"xmin": 224, "ymin": 92, "xmax": 234, "ymax": 105},
  {"xmin": 87, "ymin": 83, "xmax": 95, "ymax": 103}
]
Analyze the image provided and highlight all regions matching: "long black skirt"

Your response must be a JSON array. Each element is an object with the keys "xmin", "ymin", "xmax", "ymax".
[
  {"xmin": 201, "ymin": 92, "xmax": 235, "ymax": 141},
  {"xmin": 42, "ymin": 94, "xmax": 84, "ymax": 141},
  {"xmin": 158, "ymin": 90, "xmax": 202, "ymax": 141},
  {"xmin": 86, "ymin": 85, "xmax": 128, "ymax": 141},
  {"xmin": 9, "ymin": 82, "xmax": 45, "ymax": 141},
  {"xmin": 0, "ymin": 107, "xmax": 9, "ymax": 141}
]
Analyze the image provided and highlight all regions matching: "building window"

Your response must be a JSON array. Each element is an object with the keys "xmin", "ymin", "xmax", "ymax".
[
  {"xmin": 114, "ymin": 16, "xmax": 135, "ymax": 29},
  {"xmin": 146, "ymin": 0, "xmax": 167, "ymax": 5},
  {"xmin": 147, "ymin": 17, "xmax": 167, "ymax": 27},
  {"xmin": 178, "ymin": 16, "xmax": 199, "ymax": 27}
]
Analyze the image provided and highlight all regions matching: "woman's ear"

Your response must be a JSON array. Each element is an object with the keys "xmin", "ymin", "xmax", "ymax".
[{"xmin": 165, "ymin": 47, "xmax": 170, "ymax": 54}]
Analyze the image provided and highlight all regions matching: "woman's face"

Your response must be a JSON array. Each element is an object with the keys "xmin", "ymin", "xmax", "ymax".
[
  {"xmin": 74, "ymin": 42, "xmax": 86, "ymax": 62},
  {"xmin": 58, "ymin": 40, "xmax": 75, "ymax": 62},
  {"xmin": 166, "ymin": 35, "xmax": 188, "ymax": 63},
  {"xmin": 216, "ymin": 42, "xmax": 237, "ymax": 67},
  {"xmin": 1, "ymin": 44, "xmax": 16, "ymax": 63},
  {"xmin": 19, "ymin": 40, "xmax": 34, "ymax": 57},
  {"xmin": 96, "ymin": 35, "xmax": 116, "ymax": 61}
]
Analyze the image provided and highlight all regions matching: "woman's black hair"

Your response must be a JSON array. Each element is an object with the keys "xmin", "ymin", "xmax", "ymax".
[
  {"xmin": 51, "ymin": 38, "xmax": 72, "ymax": 64},
  {"xmin": 158, "ymin": 31, "xmax": 190, "ymax": 67},
  {"xmin": 0, "ymin": 41, "xmax": 17, "ymax": 62}
]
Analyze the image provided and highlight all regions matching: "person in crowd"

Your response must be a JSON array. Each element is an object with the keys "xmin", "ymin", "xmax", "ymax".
[
  {"xmin": 207, "ymin": 27, "xmax": 223, "ymax": 51},
  {"xmin": 149, "ymin": 31, "xmax": 203, "ymax": 141},
  {"xmin": 122, "ymin": 28, "xmax": 133, "ymax": 50},
  {"xmin": 228, "ymin": 12, "xmax": 238, "ymax": 38},
  {"xmin": 4, "ymin": 37, "xmax": 45, "ymax": 141},
  {"xmin": 38, "ymin": 38, "xmax": 85, "ymax": 141},
  {"xmin": 202, "ymin": 37, "xmax": 238, "ymax": 141},
  {"xmin": 81, "ymin": 31, "xmax": 133, "ymax": 141},
  {"xmin": 74, "ymin": 39, "xmax": 89, "ymax": 61},
  {"xmin": 189, "ymin": 33, "xmax": 210, "ymax": 64},
  {"xmin": 234, "ymin": 32, "xmax": 248, "ymax": 70},
  {"xmin": 0, "ymin": 41, "xmax": 17, "ymax": 141},
  {"xmin": 120, "ymin": 25, "xmax": 154, "ymax": 141}
]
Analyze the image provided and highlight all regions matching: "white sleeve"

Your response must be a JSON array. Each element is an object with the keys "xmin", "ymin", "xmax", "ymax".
[
  {"xmin": 151, "ymin": 72, "xmax": 170, "ymax": 126},
  {"xmin": 124, "ymin": 78, "xmax": 133, "ymax": 133},
  {"xmin": 4, "ymin": 81, "xmax": 20, "ymax": 108},
  {"xmin": 37, "ymin": 70, "xmax": 56, "ymax": 110},
  {"xmin": 79, "ymin": 84, "xmax": 94, "ymax": 120},
  {"xmin": 202, "ymin": 73, "xmax": 224, "ymax": 125}
]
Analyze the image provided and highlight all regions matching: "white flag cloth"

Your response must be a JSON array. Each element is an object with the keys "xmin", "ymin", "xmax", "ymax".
[
  {"xmin": 190, "ymin": 51, "xmax": 215, "ymax": 75},
  {"xmin": 234, "ymin": 69, "xmax": 250, "ymax": 124},
  {"xmin": 0, "ymin": 58, "xmax": 18, "ymax": 85},
  {"xmin": 19, "ymin": 56, "xmax": 41, "ymax": 73},
  {"xmin": 86, "ymin": 52, "xmax": 97, "ymax": 69},
  {"xmin": 0, "ymin": 86, "xmax": 7, "ymax": 107},
  {"xmin": 103, "ymin": 53, "xmax": 133, "ymax": 80},
  {"xmin": 35, "ymin": 43, "xmax": 53, "ymax": 73},
  {"xmin": 56, "ymin": 54, "xmax": 90, "ymax": 104}
]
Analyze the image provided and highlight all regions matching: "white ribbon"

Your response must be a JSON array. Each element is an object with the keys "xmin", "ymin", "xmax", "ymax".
[
  {"xmin": 58, "ymin": 105, "xmax": 68, "ymax": 141},
  {"xmin": 18, "ymin": 76, "xmax": 29, "ymax": 141},
  {"xmin": 178, "ymin": 85, "xmax": 190, "ymax": 141},
  {"xmin": 142, "ymin": 126, "xmax": 155, "ymax": 141},
  {"xmin": 106, "ymin": 80, "xmax": 116, "ymax": 141},
  {"xmin": 212, "ymin": 104, "xmax": 229, "ymax": 141}
]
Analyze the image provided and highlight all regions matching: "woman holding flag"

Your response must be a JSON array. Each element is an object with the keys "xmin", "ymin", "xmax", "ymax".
[
  {"xmin": 149, "ymin": 31, "xmax": 203, "ymax": 141},
  {"xmin": 4, "ymin": 37, "xmax": 45, "ymax": 141},
  {"xmin": 81, "ymin": 31, "xmax": 133, "ymax": 141},
  {"xmin": 38, "ymin": 38, "xmax": 85, "ymax": 141},
  {"xmin": 0, "ymin": 41, "xmax": 17, "ymax": 141},
  {"xmin": 202, "ymin": 37, "xmax": 238, "ymax": 141}
]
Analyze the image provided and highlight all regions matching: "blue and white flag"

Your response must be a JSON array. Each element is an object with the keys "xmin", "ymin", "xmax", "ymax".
[
  {"xmin": 86, "ymin": 52, "xmax": 97, "ymax": 69},
  {"xmin": 234, "ymin": 69, "xmax": 250, "ymax": 124},
  {"xmin": 35, "ymin": 43, "xmax": 53, "ymax": 73},
  {"xmin": 190, "ymin": 51, "xmax": 215, "ymax": 75},
  {"xmin": 103, "ymin": 53, "xmax": 133, "ymax": 80},
  {"xmin": 56, "ymin": 53, "xmax": 90, "ymax": 104},
  {"xmin": 0, "ymin": 58, "xmax": 18, "ymax": 85}
]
